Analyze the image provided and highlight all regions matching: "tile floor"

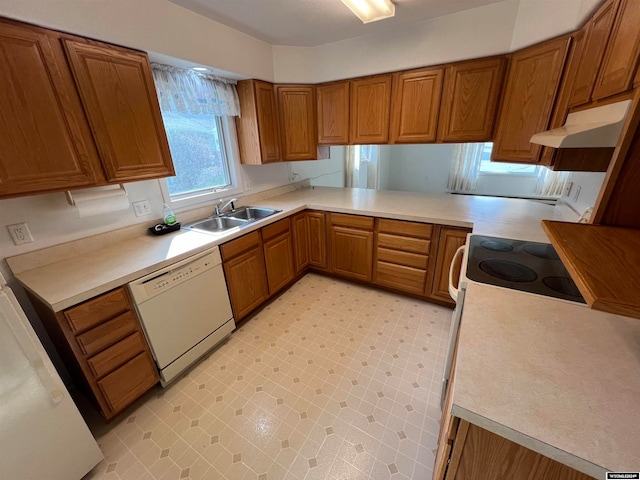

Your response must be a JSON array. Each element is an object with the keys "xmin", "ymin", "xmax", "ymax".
[{"xmin": 84, "ymin": 273, "xmax": 452, "ymax": 480}]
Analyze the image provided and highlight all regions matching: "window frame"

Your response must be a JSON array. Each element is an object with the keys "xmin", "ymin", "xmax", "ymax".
[{"xmin": 158, "ymin": 116, "xmax": 244, "ymax": 211}]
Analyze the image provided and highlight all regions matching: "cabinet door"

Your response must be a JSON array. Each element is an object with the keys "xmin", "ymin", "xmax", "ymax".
[
  {"xmin": 330, "ymin": 226, "xmax": 373, "ymax": 282},
  {"xmin": 317, "ymin": 82, "xmax": 350, "ymax": 145},
  {"xmin": 350, "ymin": 75, "xmax": 392, "ymax": 144},
  {"xmin": 492, "ymin": 36, "xmax": 570, "ymax": 164},
  {"xmin": 223, "ymin": 246, "xmax": 269, "ymax": 321},
  {"xmin": 63, "ymin": 39, "xmax": 175, "ymax": 182},
  {"xmin": 0, "ymin": 21, "xmax": 101, "ymax": 197},
  {"xmin": 568, "ymin": 0, "xmax": 618, "ymax": 107},
  {"xmin": 390, "ymin": 67, "xmax": 443, "ymax": 143},
  {"xmin": 276, "ymin": 85, "xmax": 317, "ymax": 161},
  {"xmin": 308, "ymin": 212, "xmax": 328, "ymax": 269},
  {"xmin": 438, "ymin": 58, "xmax": 506, "ymax": 142},
  {"xmin": 263, "ymin": 231, "xmax": 296, "ymax": 294},
  {"xmin": 255, "ymin": 81, "xmax": 282, "ymax": 163},
  {"xmin": 592, "ymin": 0, "xmax": 640, "ymax": 100},
  {"xmin": 292, "ymin": 212, "xmax": 310, "ymax": 273},
  {"xmin": 430, "ymin": 228, "xmax": 469, "ymax": 303}
]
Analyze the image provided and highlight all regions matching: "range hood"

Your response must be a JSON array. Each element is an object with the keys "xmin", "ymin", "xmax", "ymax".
[{"xmin": 530, "ymin": 99, "xmax": 632, "ymax": 148}]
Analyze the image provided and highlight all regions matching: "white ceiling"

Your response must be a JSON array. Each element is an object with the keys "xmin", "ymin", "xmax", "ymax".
[{"xmin": 167, "ymin": 0, "xmax": 508, "ymax": 47}]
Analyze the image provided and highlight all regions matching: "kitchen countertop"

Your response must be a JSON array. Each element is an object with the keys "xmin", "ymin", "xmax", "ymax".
[
  {"xmin": 9, "ymin": 186, "xmax": 635, "ymax": 476},
  {"xmin": 452, "ymin": 283, "xmax": 640, "ymax": 477}
]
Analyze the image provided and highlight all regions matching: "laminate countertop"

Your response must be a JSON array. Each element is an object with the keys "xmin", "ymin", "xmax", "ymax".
[{"xmin": 8, "ymin": 186, "xmax": 637, "ymax": 477}]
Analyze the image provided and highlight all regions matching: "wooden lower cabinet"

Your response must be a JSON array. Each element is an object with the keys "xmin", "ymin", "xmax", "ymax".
[
  {"xmin": 373, "ymin": 218, "xmax": 436, "ymax": 295},
  {"xmin": 221, "ymin": 232, "xmax": 269, "ymax": 321},
  {"xmin": 262, "ymin": 219, "xmax": 296, "ymax": 294},
  {"xmin": 292, "ymin": 212, "xmax": 310, "ymax": 273},
  {"xmin": 308, "ymin": 211, "xmax": 328, "ymax": 269},
  {"xmin": 430, "ymin": 227, "xmax": 472, "ymax": 304},
  {"xmin": 329, "ymin": 213, "xmax": 374, "ymax": 281},
  {"xmin": 28, "ymin": 287, "xmax": 158, "ymax": 420},
  {"xmin": 437, "ymin": 420, "xmax": 594, "ymax": 480}
]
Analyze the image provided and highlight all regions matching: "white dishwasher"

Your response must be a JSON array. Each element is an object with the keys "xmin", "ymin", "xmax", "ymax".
[{"xmin": 128, "ymin": 246, "xmax": 234, "ymax": 386}]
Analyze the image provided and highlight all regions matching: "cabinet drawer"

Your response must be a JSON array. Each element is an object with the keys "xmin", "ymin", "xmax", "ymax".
[
  {"xmin": 377, "ymin": 247, "xmax": 428, "ymax": 269},
  {"xmin": 98, "ymin": 352, "xmax": 158, "ymax": 413},
  {"xmin": 330, "ymin": 213, "xmax": 374, "ymax": 230},
  {"xmin": 220, "ymin": 231, "xmax": 261, "ymax": 260},
  {"xmin": 76, "ymin": 310, "xmax": 138, "ymax": 357},
  {"xmin": 87, "ymin": 331, "xmax": 147, "ymax": 379},
  {"xmin": 64, "ymin": 288, "xmax": 129, "ymax": 333},
  {"xmin": 374, "ymin": 261, "xmax": 427, "ymax": 294},
  {"xmin": 378, "ymin": 233, "xmax": 431, "ymax": 254},
  {"xmin": 378, "ymin": 218, "xmax": 432, "ymax": 238},
  {"xmin": 261, "ymin": 218, "xmax": 290, "ymax": 241}
]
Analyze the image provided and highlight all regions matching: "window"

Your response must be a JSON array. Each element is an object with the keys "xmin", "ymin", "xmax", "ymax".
[
  {"xmin": 478, "ymin": 143, "xmax": 539, "ymax": 175},
  {"xmin": 152, "ymin": 64, "xmax": 242, "ymax": 209}
]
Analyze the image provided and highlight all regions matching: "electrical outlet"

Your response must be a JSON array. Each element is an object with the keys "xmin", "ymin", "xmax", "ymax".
[
  {"xmin": 7, "ymin": 222, "xmax": 34, "ymax": 245},
  {"xmin": 573, "ymin": 185, "xmax": 582, "ymax": 202},
  {"xmin": 245, "ymin": 180, "xmax": 253, "ymax": 190},
  {"xmin": 132, "ymin": 200, "xmax": 151, "ymax": 217},
  {"xmin": 564, "ymin": 181, "xmax": 573, "ymax": 197}
]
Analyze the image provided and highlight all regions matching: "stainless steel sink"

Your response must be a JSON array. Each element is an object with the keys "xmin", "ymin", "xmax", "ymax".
[
  {"xmin": 187, "ymin": 216, "xmax": 248, "ymax": 234},
  {"xmin": 185, "ymin": 206, "xmax": 281, "ymax": 235},
  {"xmin": 226, "ymin": 207, "xmax": 281, "ymax": 221}
]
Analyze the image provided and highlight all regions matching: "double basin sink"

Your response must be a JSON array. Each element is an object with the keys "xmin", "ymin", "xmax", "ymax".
[{"xmin": 185, "ymin": 207, "xmax": 281, "ymax": 235}]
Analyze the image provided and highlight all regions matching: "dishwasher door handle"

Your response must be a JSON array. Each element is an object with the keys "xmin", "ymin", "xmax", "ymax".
[{"xmin": 448, "ymin": 245, "xmax": 466, "ymax": 303}]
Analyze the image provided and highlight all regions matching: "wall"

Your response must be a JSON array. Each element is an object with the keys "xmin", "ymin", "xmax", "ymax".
[
  {"xmin": 384, "ymin": 144, "xmax": 454, "ymax": 194},
  {"xmin": 0, "ymin": 0, "xmax": 274, "ymax": 80},
  {"xmin": 560, "ymin": 171, "xmax": 607, "ymax": 217},
  {"xmin": 289, "ymin": 147, "xmax": 346, "ymax": 187}
]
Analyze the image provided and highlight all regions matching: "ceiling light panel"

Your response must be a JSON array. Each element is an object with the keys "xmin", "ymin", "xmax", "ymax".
[{"xmin": 341, "ymin": 0, "xmax": 395, "ymax": 23}]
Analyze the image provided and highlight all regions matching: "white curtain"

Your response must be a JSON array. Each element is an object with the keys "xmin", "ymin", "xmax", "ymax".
[
  {"xmin": 151, "ymin": 63, "xmax": 240, "ymax": 116},
  {"xmin": 345, "ymin": 145, "xmax": 379, "ymax": 188},
  {"xmin": 345, "ymin": 146, "xmax": 359, "ymax": 188},
  {"xmin": 535, "ymin": 168, "xmax": 569, "ymax": 196},
  {"xmin": 447, "ymin": 143, "xmax": 484, "ymax": 192}
]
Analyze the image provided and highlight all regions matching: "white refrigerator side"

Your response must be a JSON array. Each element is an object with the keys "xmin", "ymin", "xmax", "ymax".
[{"xmin": 0, "ymin": 281, "xmax": 103, "ymax": 480}]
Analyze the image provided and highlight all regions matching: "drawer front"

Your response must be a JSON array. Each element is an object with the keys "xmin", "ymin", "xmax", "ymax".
[
  {"xmin": 87, "ymin": 331, "xmax": 147, "ymax": 379},
  {"xmin": 378, "ymin": 232, "xmax": 431, "ymax": 254},
  {"xmin": 64, "ymin": 288, "xmax": 129, "ymax": 333},
  {"xmin": 374, "ymin": 261, "xmax": 427, "ymax": 294},
  {"xmin": 378, "ymin": 218, "xmax": 432, "ymax": 238},
  {"xmin": 220, "ymin": 231, "xmax": 261, "ymax": 260},
  {"xmin": 98, "ymin": 352, "xmax": 158, "ymax": 413},
  {"xmin": 377, "ymin": 247, "xmax": 428, "ymax": 269},
  {"xmin": 330, "ymin": 213, "xmax": 374, "ymax": 230},
  {"xmin": 76, "ymin": 311, "xmax": 138, "ymax": 357},
  {"xmin": 261, "ymin": 218, "xmax": 290, "ymax": 241}
]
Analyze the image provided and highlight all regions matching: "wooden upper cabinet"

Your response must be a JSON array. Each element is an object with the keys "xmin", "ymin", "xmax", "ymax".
[
  {"xmin": 0, "ymin": 21, "xmax": 101, "ymax": 197},
  {"xmin": 438, "ymin": 57, "xmax": 506, "ymax": 142},
  {"xmin": 492, "ymin": 36, "xmax": 570, "ymax": 164},
  {"xmin": 63, "ymin": 39, "xmax": 174, "ymax": 182},
  {"xmin": 568, "ymin": 0, "xmax": 618, "ymax": 107},
  {"xmin": 390, "ymin": 67, "xmax": 444, "ymax": 144},
  {"xmin": 350, "ymin": 75, "xmax": 392, "ymax": 144},
  {"xmin": 276, "ymin": 85, "xmax": 318, "ymax": 161},
  {"xmin": 317, "ymin": 82, "xmax": 350, "ymax": 145},
  {"xmin": 236, "ymin": 79, "xmax": 281, "ymax": 164},
  {"xmin": 592, "ymin": 0, "xmax": 640, "ymax": 100}
]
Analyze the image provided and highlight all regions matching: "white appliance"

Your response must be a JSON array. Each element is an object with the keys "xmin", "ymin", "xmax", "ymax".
[
  {"xmin": 0, "ymin": 273, "xmax": 103, "ymax": 479},
  {"xmin": 128, "ymin": 247, "xmax": 235, "ymax": 386}
]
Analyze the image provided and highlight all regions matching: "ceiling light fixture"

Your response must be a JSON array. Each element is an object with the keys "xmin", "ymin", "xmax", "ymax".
[
  {"xmin": 191, "ymin": 67, "xmax": 208, "ymax": 72},
  {"xmin": 340, "ymin": 0, "xmax": 395, "ymax": 24}
]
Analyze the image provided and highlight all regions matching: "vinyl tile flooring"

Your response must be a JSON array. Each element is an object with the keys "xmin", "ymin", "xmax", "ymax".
[{"xmin": 84, "ymin": 273, "xmax": 452, "ymax": 480}]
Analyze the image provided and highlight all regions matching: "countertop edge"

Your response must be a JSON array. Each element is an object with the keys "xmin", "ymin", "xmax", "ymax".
[{"xmin": 450, "ymin": 404, "xmax": 604, "ymax": 479}]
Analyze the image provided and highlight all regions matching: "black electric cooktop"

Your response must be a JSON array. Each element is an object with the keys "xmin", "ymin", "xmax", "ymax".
[{"xmin": 466, "ymin": 235, "xmax": 586, "ymax": 303}]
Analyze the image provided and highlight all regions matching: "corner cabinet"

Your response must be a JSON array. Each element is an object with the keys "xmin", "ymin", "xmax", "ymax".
[
  {"xmin": 389, "ymin": 67, "xmax": 444, "ymax": 144},
  {"xmin": 438, "ymin": 57, "xmax": 506, "ymax": 142},
  {"xmin": 492, "ymin": 36, "xmax": 571, "ymax": 164},
  {"xmin": 0, "ymin": 20, "xmax": 101, "ymax": 197},
  {"xmin": 63, "ymin": 39, "xmax": 174, "ymax": 182},
  {"xmin": 236, "ymin": 79, "xmax": 282, "ymax": 164},
  {"xmin": 349, "ymin": 75, "xmax": 392, "ymax": 144},
  {"xmin": 0, "ymin": 17, "xmax": 175, "ymax": 199}
]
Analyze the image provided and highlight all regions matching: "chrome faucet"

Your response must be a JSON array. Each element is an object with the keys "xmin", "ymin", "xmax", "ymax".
[{"xmin": 215, "ymin": 198, "xmax": 237, "ymax": 216}]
